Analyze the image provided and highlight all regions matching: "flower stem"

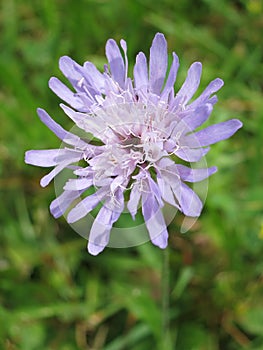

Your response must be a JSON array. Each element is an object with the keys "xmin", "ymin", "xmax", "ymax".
[{"xmin": 160, "ymin": 247, "xmax": 172, "ymax": 349}]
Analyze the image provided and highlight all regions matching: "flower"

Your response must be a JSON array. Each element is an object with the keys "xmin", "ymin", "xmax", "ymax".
[{"xmin": 25, "ymin": 33, "xmax": 242, "ymax": 255}]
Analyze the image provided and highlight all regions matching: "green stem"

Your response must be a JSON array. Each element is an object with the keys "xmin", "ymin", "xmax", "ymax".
[{"xmin": 160, "ymin": 247, "xmax": 172, "ymax": 349}]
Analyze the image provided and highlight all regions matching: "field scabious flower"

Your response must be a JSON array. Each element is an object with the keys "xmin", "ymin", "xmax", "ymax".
[{"xmin": 25, "ymin": 33, "xmax": 242, "ymax": 255}]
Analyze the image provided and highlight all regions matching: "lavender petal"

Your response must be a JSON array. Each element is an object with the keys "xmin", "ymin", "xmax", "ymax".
[
  {"xmin": 127, "ymin": 183, "xmax": 141, "ymax": 219},
  {"xmin": 184, "ymin": 119, "xmax": 243, "ymax": 147},
  {"xmin": 87, "ymin": 206, "xmax": 113, "ymax": 255},
  {"xmin": 37, "ymin": 108, "xmax": 89, "ymax": 149},
  {"xmin": 157, "ymin": 174, "xmax": 179, "ymax": 208},
  {"xmin": 176, "ymin": 165, "xmax": 217, "ymax": 182},
  {"xmin": 59, "ymin": 56, "xmax": 82, "ymax": 87},
  {"xmin": 142, "ymin": 192, "xmax": 168, "ymax": 249},
  {"xmin": 189, "ymin": 78, "xmax": 224, "ymax": 109},
  {"xmin": 134, "ymin": 52, "xmax": 148, "ymax": 94},
  {"xmin": 173, "ymin": 62, "xmax": 202, "ymax": 108},
  {"xmin": 106, "ymin": 39, "xmax": 125, "ymax": 88},
  {"xmin": 83, "ymin": 61, "xmax": 105, "ymax": 93},
  {"xmin": 50, "ymin": 190, "xmax": 83, "ymax": 218},
  {"xmin": 172, "ymin": 181, "xmax": 203, "ymax": 217},
  {"xmin": 25, "ymin": 149, "xmax": 62, "ymax": 167},
  {"xmin": 149, "ymin": 33, "xmax": 168, "ymax": 95},
  {"xmin": 40, "ymin": 155, "xmax": 82, "ymax": 187},
  {"xmin": 88, "ymin": 190, "xmax": 124, "ymax": 255},
  {"xmin": 161, "ymin": 52, "xmax": 179, "ymax": 99},
  {"xmin": 175, "ymin": 146, "xmax": 210, "ymax": 162},
  {"xmin": 67, "ymin": 188, "xmax": 107, "ymax": 223},
  {"xmin": 171, "ymin": 103, "xmax": 213, "ymax": 137},
  {"xmin": 63, "ymin": 177, "xmax": 93, "ymax": 191},
  {"xmin": 48, "ymin": 77, "xmax": 84, "ymax": 110}
]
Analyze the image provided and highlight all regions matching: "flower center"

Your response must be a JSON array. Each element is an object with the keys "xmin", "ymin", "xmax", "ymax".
[{"xmin": 116, "ymin": 128, "xmax": 165, "ymax": 169}]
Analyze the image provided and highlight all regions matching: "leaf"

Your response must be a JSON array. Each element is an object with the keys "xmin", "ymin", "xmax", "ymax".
[
  {"xmin": 104, "ymin": 323, "xmax": 150, "ymax": 350},
  {"xmin": 238, "ymin": 305, "xmax": 263, "ymax": 336}
]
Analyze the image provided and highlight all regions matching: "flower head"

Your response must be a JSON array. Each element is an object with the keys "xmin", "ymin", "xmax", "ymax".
[{"xmin": 25, "ymin": 33, "xmax": 242, "ymax": 255}]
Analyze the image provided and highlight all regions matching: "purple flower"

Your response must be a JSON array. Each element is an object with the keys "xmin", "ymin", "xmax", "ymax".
[{"xmin": 25, "ymin": 33, "xmax": 242, "ymax": 255}]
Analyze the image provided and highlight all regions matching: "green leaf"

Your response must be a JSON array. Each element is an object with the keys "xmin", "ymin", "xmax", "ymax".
[{"xmin": 238, "ymin": 305, "xmax": 263, "ymax": 335}]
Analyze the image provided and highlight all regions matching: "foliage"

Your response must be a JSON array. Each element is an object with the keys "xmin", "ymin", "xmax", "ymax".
[{"xmin": 0, "ymin": 0, "xmax": 263, "ymax": 349}]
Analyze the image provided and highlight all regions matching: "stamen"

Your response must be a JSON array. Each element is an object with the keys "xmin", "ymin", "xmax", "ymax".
[{"xmin": 77, "ymin": 77, "xmax": 85, "ymax": 87}]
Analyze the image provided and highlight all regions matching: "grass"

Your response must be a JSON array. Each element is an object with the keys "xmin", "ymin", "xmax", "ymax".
[{"xmin": 1, "ymin": 0, "xmax": 263, "ymax": 349}]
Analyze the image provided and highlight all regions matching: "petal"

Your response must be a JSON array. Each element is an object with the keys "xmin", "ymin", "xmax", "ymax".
[
  {"xmin": 50, "ymin": 190, "xmax": 83, "ymax": 218},
  {"xmin": 74, "ymin": 167, "xmax": 94, "ymax": 177},
  {"xmin": 40, "ymin": 164, "xmax": 68, "ymax": 187},
  {"xmin": 67, "ymin": 188, "xmax": 107, "ymax": 223},
  {"xmin": 63, "ymin": 177, "xmax": 93, "ymax": 191},
  {"xmin": 25, "ymin": 148, "xmax": 83, "ymax": 167},
  {"xmin": 59, "ymin": 56, "xmax": 82, "ymax": 87},
  {"xmin": 60, "ymin": 103, "xmax": 87, "ymax": 125},
  {"xmin": 25, "ymin": 149, "xmax": 62, "ymax": 167},
  {"xmin": 161, "ymin": 52, "xmax": 179, "ymax": 98},
  {"xmin": 105, "ymin": 39, "xmax": 125, "ymax": 88},
  {"xmin": 157, "ymin": 174, "xmax": 179, "ymax": 208},
  {"xmin": 151, "ymin": 227, "xmax": 168, "ymax": 249},
  {"xmin": 40, "ymin": 155, "xmax": 81, "ymax": 187},
  {"xmin": 158, "ymin": 167, "xmax": 180, "ymax": 188},
  {"xmin": 149, "ymin": 33, "xmax": 168, "ymax": 95},
  {"xmin": 37, "ymin": 108, "xmax": 89, "ymax": 149},
  {"xmin": 106, "ymin": 187, "xmax": 125, "ymax": 215},
  {"xmin": 82, "ymin": 61, "xmax": 105, "ymax": 93},
  {"xmin": 120, "ymin": 39, "xmax": 128, "ymax": 85},
  {"xmin": 110, "ymin": 175, "xmax": 125, "ymax": 193},
  {"xmin": 34, "ymin": 148, "xmax": 82, "ymax": 166},
  {"xmin": 37, "ymin": 108, "xmax": 68, "ymax": 141},
  {"xmin": 134, "ymin": 52, "xmax": 148, "ymax": 93},
  {"xmin": 173, "ymin": 62, "xmax": 202, "ymax": 107},
  {"xmin": 48, "ymin": 77, "xmax": 85, "ymax": 110},
  {"xmin": 88, "ymin": 189, "xmax": 124, "ymax": 255},
  {"xmin": 176, "ymin": 165, "xmax": 217, "ymax": 182},
  {"xmin": 171, "ymin": 103, "xmax": 213, "ymax": 137},
  {"xmin": 184, "ymin": 119, "xmax": 243, "ymax": 147},
  {"xmin": 87, "ymin": 206, "xmax": 113, "ymax": 255},
  {"xmin": 183, "ymin": 103, "xmax": 213, "ymax": 130},
  {"xmin": 207, "ymin": 95, "xmax": 218, "ymax": 106},
  {"xmin": 189, "ymin": 78, "xmax": 224, "ymax": 109},
  {"xmin": 60, "ymin": 104, "xmax": 106, "ymax": 136},
  {"xmin": 157, "ymin": 156, "xmax": 175, "ymax": 169},
  {"xmin": 148, "ymin": 176, "xmax": 164, "ymax": 207},
  {"xmin": 172, "ymin": 182, "xmax": 203, "ymax": 217},
  {"xmin": 127, "ymin": 183, "xmax": 141, "ymax": 219},
  {"xmin": 142, "ymin": 192, "xmax": 168, "ymax": 249},
  {"xmin": 175, "ymin": 146, "xmax": 210, "ymax": 162}
]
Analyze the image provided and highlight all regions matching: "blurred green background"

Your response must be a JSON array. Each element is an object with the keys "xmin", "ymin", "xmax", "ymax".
[{"xmin": 1, "ymin": 0, "xmax": 263, "ymax": 349}]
